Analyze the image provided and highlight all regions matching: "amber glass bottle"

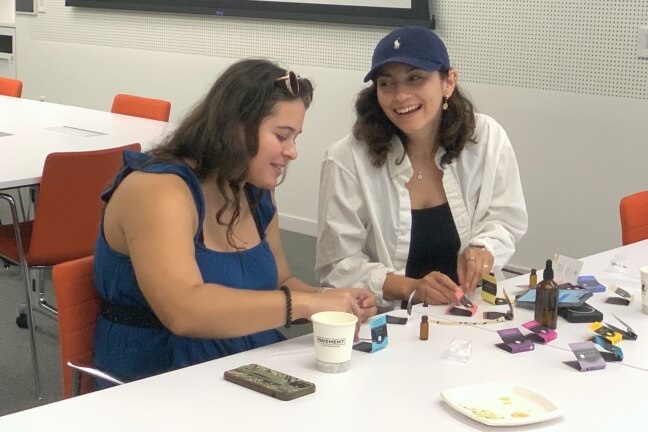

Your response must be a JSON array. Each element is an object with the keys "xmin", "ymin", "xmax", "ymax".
[
  {"xmin": 420, "ymin": 316, "xmax": 429, "ymax": 340},
  {"xmin": 534, "ymin": 260, "xmax": 558, "ymax": 329},
  {"xmin": 529, "ymin": 268, "xmax": 538, "ymax": 287}
]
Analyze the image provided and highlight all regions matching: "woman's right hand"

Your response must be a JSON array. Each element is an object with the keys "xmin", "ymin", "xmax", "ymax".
[
  {"xmin": 413, "ymin": 271, "xmax": 459, "ymax": 305},
  {"xmin": 312, "ymin": 289, "xmax": 363, "ymax": 321}
]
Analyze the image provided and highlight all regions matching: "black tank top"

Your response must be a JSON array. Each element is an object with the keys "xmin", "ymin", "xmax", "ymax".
[{"xmin": 405, "ymin": 202, "xmax": 461, "ymax": 283}]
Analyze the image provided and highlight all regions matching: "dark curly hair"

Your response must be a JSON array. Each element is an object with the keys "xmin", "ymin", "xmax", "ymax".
[
  {"xmin": 150, "ymin": 59, "xmax": 314, "ymax": 247},
  {"xmin": 352, "ymin": 68, "xmax": 475, "ymax": 167}
]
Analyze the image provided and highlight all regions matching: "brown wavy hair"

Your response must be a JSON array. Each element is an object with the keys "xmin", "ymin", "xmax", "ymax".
[
  {"xmin": 352, "ymin": 68, "xmax": 475, "ymax": 167},
  {"xmin": 150, "ymin": 59, "xmax": 313, "ymax": 247}
]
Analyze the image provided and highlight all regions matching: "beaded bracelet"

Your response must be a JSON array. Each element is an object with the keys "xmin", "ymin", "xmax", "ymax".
[{"xmin": 279, "ymin": 285, "xmax": 292, "ymax": 329}]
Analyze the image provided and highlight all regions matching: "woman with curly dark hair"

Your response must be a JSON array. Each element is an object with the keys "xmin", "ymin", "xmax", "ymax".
[
  {"xmin": 93, "ymin": 59, "xmax": 376, "ymax": 386},
  {"xmin": 316, "ymin": 27, "xmax": 527, "ymax": 308}
]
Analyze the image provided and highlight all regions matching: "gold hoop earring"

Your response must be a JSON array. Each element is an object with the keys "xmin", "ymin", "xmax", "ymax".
[{"xmin": 442, "ymin": 96, "xmax": 449, "ymax": 111}]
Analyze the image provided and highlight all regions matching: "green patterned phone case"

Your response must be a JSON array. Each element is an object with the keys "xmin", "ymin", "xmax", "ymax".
[{"xmin": 224, "ymin": 364, "xmax": 315, "ymax": 401}]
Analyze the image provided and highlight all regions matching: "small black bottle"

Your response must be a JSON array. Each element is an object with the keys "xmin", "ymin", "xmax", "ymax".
[{"xmin": 534, "ymin": 259, "xmax": 558, "ymax": 329}]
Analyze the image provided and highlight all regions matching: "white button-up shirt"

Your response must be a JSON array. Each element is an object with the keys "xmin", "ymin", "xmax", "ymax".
[{"xmin": 315, "ymin": 113, "xmax": 528, "ymax": 305}]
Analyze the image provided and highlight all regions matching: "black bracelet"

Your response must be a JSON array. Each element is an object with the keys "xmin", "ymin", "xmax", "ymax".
[{"xmin": 279, "ymin": 285, "xmax": 292, "ymax": 328}]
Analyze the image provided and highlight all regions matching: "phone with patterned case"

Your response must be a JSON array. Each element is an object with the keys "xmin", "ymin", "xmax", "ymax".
[{"xmin": 224, "ymin": 364, "xmax": 315, "ymax": 401}]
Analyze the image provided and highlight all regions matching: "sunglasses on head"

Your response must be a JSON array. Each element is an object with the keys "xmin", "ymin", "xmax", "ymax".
[{"xmin": 275, "ymin": 71, "xmax": 300, "ymax": 96}]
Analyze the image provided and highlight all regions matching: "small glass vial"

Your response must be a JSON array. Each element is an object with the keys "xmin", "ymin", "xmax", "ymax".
[
  {"xmin": 529, "ymin": 268, "xmax": 538, "ymax": 287},
  {"xmin": 420, "ymin": 316, "xmax": 429, "ymax": 340}
]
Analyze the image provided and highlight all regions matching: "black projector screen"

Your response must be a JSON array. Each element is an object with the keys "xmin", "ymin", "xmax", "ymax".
[{"xmin": 65, "ymin": 0, "xmax": 435, "ymax": 28}]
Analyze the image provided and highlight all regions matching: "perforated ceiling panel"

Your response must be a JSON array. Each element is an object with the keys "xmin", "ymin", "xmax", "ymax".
[
  {"xmin": 30, "ymin": 1, "xmax": 648, "ymax": 99},
  {"xmin": 435, "ymin": 1, "xmax": 648, "ymax": 99}
]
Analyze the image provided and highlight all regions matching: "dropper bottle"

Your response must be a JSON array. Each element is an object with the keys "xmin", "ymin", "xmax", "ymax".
[{"xmin": 534, "ymin": 260, "xmax": 558, "ymax": 329}]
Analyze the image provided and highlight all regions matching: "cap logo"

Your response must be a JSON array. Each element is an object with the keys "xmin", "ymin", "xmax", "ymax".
[{"xmin": 393, "ymin": 38, "xmax": 400, "ymax": 49}]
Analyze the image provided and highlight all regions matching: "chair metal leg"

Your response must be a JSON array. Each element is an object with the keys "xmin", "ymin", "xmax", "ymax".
[
  {"xmin": 35, "ymin": 267, "xmax": 57, "ymax": 318},
  {"xmin": 0, "ymin": 187, "xmax": 31, "ymax": 222},
  {"xmin": 20, "ymin": 267, "xmax": 41, "ymax": 400},
  {"xmin": 20, "ymin": 256, "xmax": 41, "ymax": 400},
  {"xmin": 1, "ymin": 193, "xmax": 42, "ymax": 399},
  {"xmin": 67, "ymin": 362, "xmax": 125, "ymax": 389}
]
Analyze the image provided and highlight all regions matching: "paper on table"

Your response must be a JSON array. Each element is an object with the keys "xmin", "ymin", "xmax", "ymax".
[
  {"xmin": 44, "ymin": 126, "xmax": 107, "ymax": 137},
  {"xmin": 552, "ymin": 254, "xmax": 583, "ymax": 284}
]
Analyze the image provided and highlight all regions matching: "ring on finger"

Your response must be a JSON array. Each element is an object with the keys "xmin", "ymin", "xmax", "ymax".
[{"xmin": 467, "ymin": 257, "xmax": 476, "ymax": 262}]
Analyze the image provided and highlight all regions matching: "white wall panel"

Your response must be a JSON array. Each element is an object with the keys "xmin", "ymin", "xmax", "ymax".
[{"xmin": 13, "ymin": 0, "xmax": 648, "ymax": 270}]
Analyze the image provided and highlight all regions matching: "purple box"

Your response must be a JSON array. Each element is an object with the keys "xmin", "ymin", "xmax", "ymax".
[
  {"xmin": 522, "ymin": 320, "xmax": 557, "ymax": 344},
  {"xmin": 496, "ymin": 328, "xmax": 535, "ymax": 353}
]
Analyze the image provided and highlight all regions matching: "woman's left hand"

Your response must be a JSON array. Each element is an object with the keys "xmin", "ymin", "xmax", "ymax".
[{"xmin": 457, "ymin": 246, "xmax": 494, "ymax": 295}]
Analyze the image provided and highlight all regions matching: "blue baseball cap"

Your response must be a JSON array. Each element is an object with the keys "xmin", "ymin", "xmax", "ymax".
[{"xmin": 363, "ymin": 26, "xmax": 450, "ymax": 82}]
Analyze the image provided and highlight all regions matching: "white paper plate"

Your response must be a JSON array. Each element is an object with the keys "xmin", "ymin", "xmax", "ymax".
[{"xmin": 440, "ymin": 382, "xmax": 564, "ymax": 426}]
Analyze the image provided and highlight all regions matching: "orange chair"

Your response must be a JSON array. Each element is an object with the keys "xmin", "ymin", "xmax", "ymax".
[
  {"xmin": 53, "ymin": 256, "xmax": 124, "ymax": 398},
  {"xmin": 0, "ymin": 143, "xmax": 140, "ymax": 398},
  {"xmin": 111, "ymin": 93, "xmax": 171, "ymax": 122},
  {"xmin": 0, "ymin": 77, "xmax": 23, "ymax": 98},
  {"xmin": 620, "ymin": 191, "xmax": 648, "ymax": 245}
]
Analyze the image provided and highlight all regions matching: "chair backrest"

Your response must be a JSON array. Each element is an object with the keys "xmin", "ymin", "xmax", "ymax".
[
  {"xmin": 620, "ymin": 191, "xmax": 648, "ymax": 245},
  {"xmin": 52, "ymin": 255, "xmax": 100, "ymax": 398},
  {"xmin": 26, "ymin": 143, "xmax": 141, "ymax": 265},
  {"xmin": 0, "ymin": 77, "xmax": 23, "ymax": 98},
  {"xmin": 111, "ymin": 93, "xmax": 171, "ymax": 122}
]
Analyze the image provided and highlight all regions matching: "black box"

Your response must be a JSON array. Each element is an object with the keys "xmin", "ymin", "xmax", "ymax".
[{"xmin": 558, "ymin": 303, "xmax": 603, "ymax": 323}]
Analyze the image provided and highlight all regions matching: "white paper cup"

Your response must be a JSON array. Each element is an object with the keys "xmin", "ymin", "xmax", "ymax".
[
  {"xmin": 640, "ymin": 266, "xmax": 648, "ymax": 314},
  {"xmin": 311, "ymin": 311, "xmax": 358, "ymax": 373}
]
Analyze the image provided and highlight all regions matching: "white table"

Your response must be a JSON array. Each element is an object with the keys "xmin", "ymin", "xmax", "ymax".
[
  {"xmin": 0, "ymin": 318, "xmax": 645, "ymax": 430},
  {"xmin": 1, "ymin": 243, "xmax": 647, "ymax": 430},
  {"xmin": 0, "ymin": 95, "xmax": 169, "ymax": 189},
  {"xmin": 474, "ymin": 240, "xmax": 648, "ymax": 371}
]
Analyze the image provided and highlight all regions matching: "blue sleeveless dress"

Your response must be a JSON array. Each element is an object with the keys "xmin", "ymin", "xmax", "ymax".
[{"xmin": 93, "ymin": 151, "xmax": 284, "ymax": 386}]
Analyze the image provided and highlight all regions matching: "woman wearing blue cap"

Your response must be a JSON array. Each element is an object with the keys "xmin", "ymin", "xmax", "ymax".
[{"xmin": 315, "ymin": 27, "xmax": 527, "ymax": 307}]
